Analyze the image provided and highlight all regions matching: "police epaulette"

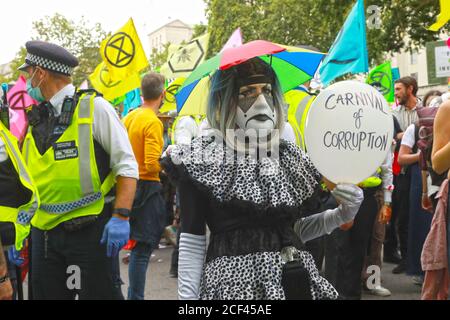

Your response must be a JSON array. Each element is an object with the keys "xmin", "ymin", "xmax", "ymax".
[{"xmin": 76, "ymin": 89, "xmax": 102, "ymax": 98}]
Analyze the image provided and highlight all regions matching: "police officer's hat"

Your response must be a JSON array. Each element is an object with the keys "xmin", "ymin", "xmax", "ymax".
[{"xmin": 18, "ymin": 40, "xmax": 79, "ymax": 76}]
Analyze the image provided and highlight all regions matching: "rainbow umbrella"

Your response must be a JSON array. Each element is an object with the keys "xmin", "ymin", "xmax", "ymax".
[
  {"xmin": 176, "ymin": 40, "xmax": 326, "ymax": 114},
  {"xmin": 178, "ymin": 77, "xmax": 210, "ymax": 117}
]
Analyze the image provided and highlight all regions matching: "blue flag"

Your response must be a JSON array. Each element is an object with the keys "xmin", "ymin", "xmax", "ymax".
[
  {"xmin": 391, "ymin": 67, "xmax": 400, "ymax": 82},
  {"xmin": 319, "ymin": 0, "xmax": 369, "ymax": 85},
  {"xmin": 123, "ymin": 88, "xmax": 142, "ymax": 117}
]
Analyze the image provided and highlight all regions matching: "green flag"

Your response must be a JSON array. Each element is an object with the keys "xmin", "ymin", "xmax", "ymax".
[{"xmin": 367, "ymin": 61, "xmax": 395, "ymax": 103}]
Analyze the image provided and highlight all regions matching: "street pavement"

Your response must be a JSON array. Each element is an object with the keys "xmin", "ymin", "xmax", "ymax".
[
  {"xmin": 118, "ymin": 239, "xmax": 422, "ymax": 300},
  {"xmin": 120, "ymin": 241, "xmax": 178, "ymax": 300},
  {"xmin": 18, "ymin": 238, "xmax": 421, "ymax": 300},
  {"xmin": 362, "ymin": 262, "xmax": 422, "ymax": 300}
]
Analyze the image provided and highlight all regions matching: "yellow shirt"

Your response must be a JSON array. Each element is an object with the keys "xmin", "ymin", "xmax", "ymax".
[{"xmin": 123, "ymin": 108, "xmax": 164, "ymax": 182}]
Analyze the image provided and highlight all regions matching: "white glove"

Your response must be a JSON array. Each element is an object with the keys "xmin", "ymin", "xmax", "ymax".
[
  {"xmin": 294, "ymin": 184, "xmax": 364, "ymax": 243},
  {"xmin": 330, "ymin": 184, "xmax": 364, "ymax": 225},
  {"xmin": 162, "ymin": 145, "xmax": 175, "ymax": 158}
]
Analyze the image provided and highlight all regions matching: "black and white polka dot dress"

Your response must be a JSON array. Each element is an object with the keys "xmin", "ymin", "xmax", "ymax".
[
  {"xmin": 164, "ymin": 136, "xmax": 339, "ymax": 300},
  {"xmin": 199, "ymin": 251, "xmax": 338, "ymax": 300}
]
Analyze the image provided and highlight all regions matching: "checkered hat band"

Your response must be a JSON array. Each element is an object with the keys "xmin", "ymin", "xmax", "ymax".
[{"xmin": 26, "ymin": 53, "xmax": 74, "ymax": 75}]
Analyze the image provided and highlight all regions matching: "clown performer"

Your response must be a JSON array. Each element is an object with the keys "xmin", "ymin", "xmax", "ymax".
[{"xmin": 162, "ymin": 58, "xmax": 364, "ymax": 300}]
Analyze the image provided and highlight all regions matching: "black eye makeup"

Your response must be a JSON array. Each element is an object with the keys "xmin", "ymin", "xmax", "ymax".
[
  {"xmin": 239, "ymin": 87, "xmax": 257, "ymax": 97},
  {"xmin": 238, "ymin": 96, "xmax": 259, "ymax": 113},
  {"xmin": 237, "ymin": 83, "xmax": 276, "ymax": 113},
  {"xmin": 263, "ymin": 85, "xmax": 272, "ymax": 94}
]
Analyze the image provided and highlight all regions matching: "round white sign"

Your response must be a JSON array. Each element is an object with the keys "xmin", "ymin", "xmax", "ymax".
[{"xmin": 305, "ymin": 81, "xmax": 394, "ymax": 184}]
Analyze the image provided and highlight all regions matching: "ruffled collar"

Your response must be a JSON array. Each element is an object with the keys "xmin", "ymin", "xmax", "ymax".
[{"xmin": 169, "ymin": 136, "xmax": 321, "ymax": 209}]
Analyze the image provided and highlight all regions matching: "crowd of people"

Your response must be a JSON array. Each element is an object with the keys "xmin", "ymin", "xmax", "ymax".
[{"xmin": 0, "ymin": 39, "xmax": 449, "ymax": 301}]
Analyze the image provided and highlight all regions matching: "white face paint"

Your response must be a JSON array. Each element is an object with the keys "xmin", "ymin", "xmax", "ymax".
[
  {"xmin": 224, "ymin": 82, "xmax": 280, "ymax": 155},
  {"xmin": 235, "ymin": 83, "xmax": 277, "ymax": 136}
]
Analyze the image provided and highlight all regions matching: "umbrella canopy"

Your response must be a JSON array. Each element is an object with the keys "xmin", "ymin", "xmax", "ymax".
[
  {"xmin": 176, "ymin": 77, "xmax": 210, "ymax": 117},
  {"xmin": 176, "ymin": 40, "xmax": 326, "ymax": 114}
]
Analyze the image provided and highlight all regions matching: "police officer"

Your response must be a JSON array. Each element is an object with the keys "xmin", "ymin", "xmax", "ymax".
[
  {"xmin": 18, "ymin": 41, "xmax": 138, "ymax": 300},
  {"xmin": 284, "ymin": 80, "xmax": 316, "ymax": 150}
]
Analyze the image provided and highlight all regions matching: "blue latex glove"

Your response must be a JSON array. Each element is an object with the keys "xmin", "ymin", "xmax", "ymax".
[
  {"xmin": 100, "ymin": 217, "xmax": 130, "ymax": 257},
  {"xmin": 7, "ymin": 246, "xmax": 24, "ymax": 267}
]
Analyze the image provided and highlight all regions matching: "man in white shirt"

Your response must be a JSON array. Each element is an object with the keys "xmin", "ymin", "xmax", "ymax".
[
  {"xmin": 173, "ymin": 116, "xmax": 200, "ymax": 145},
  {"xmin": 390, "ymin": 76, "xmax": 421, "ymax": 274},
  {"xmin": 392, "ymin": 76, "xmax": 421, "ymax": 135}
]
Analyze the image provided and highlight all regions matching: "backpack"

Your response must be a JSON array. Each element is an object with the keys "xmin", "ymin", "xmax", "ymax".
[{"xmin": 415, "ymin": 107, "xmax": 447, "ymax": 187}]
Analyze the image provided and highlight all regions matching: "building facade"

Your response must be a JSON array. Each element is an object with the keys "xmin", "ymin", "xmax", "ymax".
[
  {"xmin": 148, "ymin": 20, "xmax": 193, "ymax": 53},
  {"xmin": 0, "ymin": 62, "xmax": 13, "ymax": 81},
  {"xmin": 391, "ymin": 36, "xmax": 449, "ymax": 98}
]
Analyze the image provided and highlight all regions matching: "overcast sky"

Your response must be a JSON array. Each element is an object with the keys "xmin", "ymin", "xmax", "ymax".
[{"xmin": 0, "ymin": 0, "xmax": 207, "ymax": 64}]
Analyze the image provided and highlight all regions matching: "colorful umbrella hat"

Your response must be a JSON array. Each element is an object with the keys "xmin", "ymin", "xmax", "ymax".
[
  {"xmin": 176, "ymin": 40, "xmax": 326, "ymax": 114},
  {"xmin": 177, "ymin": 77, "xmax": 210, "ymax": 117}
]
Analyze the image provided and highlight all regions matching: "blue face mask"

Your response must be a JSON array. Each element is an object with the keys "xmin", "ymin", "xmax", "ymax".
[{"xmin": 26, "ymin": 70, "xmax": 45, "ymax": 103}]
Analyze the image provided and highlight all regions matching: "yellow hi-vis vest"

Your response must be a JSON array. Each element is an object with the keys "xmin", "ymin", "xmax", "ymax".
[
  {"xmin": 285, "ymin": 90, "xmax": 316, "ymax": 151},
  {"xmin": 170, "ymin": 115, "xmax": 204, "ymax": 145},
  {"xmin": 22, "ymin": 93, "xmax": 115, "ymax": 231},
  {"xmin": 0, "ymin": 121, "xmax": 39, "ymax": 250},
  {"xmin": 359, "ymin": 168, "xmax": 383, "ymax": 189},
  {"xmin": 320, "ymin": 169, "xmax": 383, "ymax": 192}
]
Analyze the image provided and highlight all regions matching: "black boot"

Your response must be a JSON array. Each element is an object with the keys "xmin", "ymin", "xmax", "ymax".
[
  {"xmin": 383, "ymin": 251, "xmax": 402, "ymax": 264},
  {"xmin": 392, "ymin": 260, "xmax": 407, "ymax": 274}
]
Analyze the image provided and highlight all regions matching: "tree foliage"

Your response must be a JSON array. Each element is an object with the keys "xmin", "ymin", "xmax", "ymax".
[
  {"xmin": 8, "ymin": 13, "xmax": 109, "ymax": 85},
  {"xmin": 8, "ymin": 48, "xmax": 29, "ymax": 83},
  {"xmin": 192, "ymin": 23, "xmax": 208, "ymax": 39},
  {"xmin": 205, "ymin": 0, "xmax": 448, "ymax": 64},
  {"xmin": 149, "ymin": 43, "xmax": 171, "ymax": 72}
]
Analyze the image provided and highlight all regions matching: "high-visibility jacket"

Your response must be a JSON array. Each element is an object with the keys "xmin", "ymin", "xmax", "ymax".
[
  {"xmin": 359, "ymin": 168, "xmax": 383, "ymax": 188},
  {"xmin": 0, "ymin": 121, "xmax": 39, "ymax": 250},
  {"xmin": 22, "ymin": 92, "xmax": 115, "ymax": 231},
  {"xmin": 285, "ymin": 89, "xmax": 316, "ymax": 151}
]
